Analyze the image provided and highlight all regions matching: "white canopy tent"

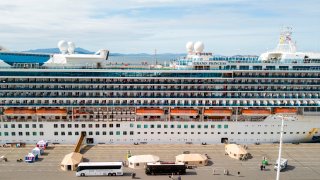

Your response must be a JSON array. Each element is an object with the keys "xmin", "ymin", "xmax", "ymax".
[
  {"xmin": 60, "ymin": 152, "xmax": 83, "ymax": 171},
  {"xmin": 128, "ymin": 155, "xmax": 160, "ymax": 169},
  {"xmin": 32, "ymin": 147, "xmax": 43, "ymax": 157},
  {"xmin": 37, "ymin": 140, "xmax": 48, "ymax": 149},
  {"xmin": 175, "ymin": 154, "xmax": 208, "ymax": 166},
  {"xmin": 25, "ymin": 153, "xmax": 35, "ymax": 163},
  {"xmin": 225, "ymin": 144, "xmax": 248, "ymax": 160}
]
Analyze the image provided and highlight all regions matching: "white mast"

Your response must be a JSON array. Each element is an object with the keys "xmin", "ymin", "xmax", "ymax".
[{"xmin": 275, "ymin": 27, "xmax": 297, "ymax": 53}]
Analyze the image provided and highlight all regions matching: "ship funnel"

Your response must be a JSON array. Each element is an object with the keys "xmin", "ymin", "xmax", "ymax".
[{"xmin": 95, "ymin": 49, "xmax": 109, "ymax": 60}]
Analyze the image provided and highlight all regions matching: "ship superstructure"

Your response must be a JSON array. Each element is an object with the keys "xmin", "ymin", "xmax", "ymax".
[{"xmin": 0, "ymin": 29, "xmax": 320, "ymax": 145}]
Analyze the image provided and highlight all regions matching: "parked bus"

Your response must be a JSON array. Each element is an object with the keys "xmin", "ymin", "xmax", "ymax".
[
  {"xmin": 76, "ymin": 162, "xmax": 123, "ymax": 177},
  {"xmin": 145, "ymin": 162, "xmax": 186, "ymax": 175}
]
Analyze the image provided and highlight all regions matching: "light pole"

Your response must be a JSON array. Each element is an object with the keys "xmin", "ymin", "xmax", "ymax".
[{"xmin": 276, "ymin": 115, "xmax": 285, "ymax": 180}]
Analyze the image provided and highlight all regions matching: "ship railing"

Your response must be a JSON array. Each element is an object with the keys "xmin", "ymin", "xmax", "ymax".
[
  {"xmin": 1, "ymin": 80, "xmax": 320, "ymax": 85},
  {"xmin": 1, "ymin": 103, "xmax": 320, "ymax": 107},
  {"xmin": 1, "ymin": 87, "xmax": 320, "ymax": 92},
  {"xmin": 2, "ymin": 64, "xmax": 320, "ymax": 71},
  {"xmin": 2, "ymin": 94, "xmax": 320, "ymax": 99}
]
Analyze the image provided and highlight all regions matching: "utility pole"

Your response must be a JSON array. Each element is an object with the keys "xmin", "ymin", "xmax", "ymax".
[{"xmin": 276, "ymin": 115, "xmax": 285, "ymax": 180}]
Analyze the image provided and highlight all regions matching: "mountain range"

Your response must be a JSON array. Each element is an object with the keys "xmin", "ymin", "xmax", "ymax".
[
  {"xmin": 23, "ymin": 48, "xmax": 184, "ymax": 56},
  {"xmin": 24, "ymin": 47, "xmax": 95, "ymax": 54},
  {"xmin": 23, "ymin": 48, "xmax": 186, "ymax": 63}
]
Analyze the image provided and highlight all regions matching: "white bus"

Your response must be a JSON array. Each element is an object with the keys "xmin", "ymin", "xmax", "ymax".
[{"xmin": 76, "ymin": 162, "xmax": 124, "ymax": 177}]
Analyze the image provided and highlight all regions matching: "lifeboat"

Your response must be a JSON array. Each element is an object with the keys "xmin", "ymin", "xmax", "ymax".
[
  {"xmin": 4, "ymin": 108, "xmax": 36, "ymax": 115},
  {"xmin": 36, "ymin": 108, "xmax": 67, "ymax": 115},
  {"xmin": 274, "ymin": 108, "xmax": 297, "ymax": 114},
  {"xmin": 170, "ymin": 109, "xmax": 198, "ymax": 116},
  {"xmin": 204, "ymin": 109, "xmax": 232, "ymax": 116},
  {"xmin": 136, "ymin": 108, "xmax": 164, "ymax": 116},
  {"xmin": 242, "ymin": 109, "xmax": 271, "ymax": 116}
]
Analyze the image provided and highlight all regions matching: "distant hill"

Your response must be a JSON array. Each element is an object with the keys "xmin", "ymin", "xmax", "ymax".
[
  {"xmin": 24, "ymin": 47, "xmax": 95, "ymax": 54},
  {"xmin": 22, "ymin": 48, "xmax": 186, "ymax": 63},
  {"xmin": 23, "ymin": 48, "xmax": 185, "ymax": 57}
]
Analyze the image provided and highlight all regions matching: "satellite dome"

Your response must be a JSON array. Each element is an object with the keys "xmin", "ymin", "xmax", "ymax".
[
  {"xmin": 58, "ymin": 40, "xmax": 68, "ymax": 54},
  {"xmin": 186, "ymin": 41, "xmax": 194, "ymax": 52},
  {"xmin": 67, "ymin": 41, "xmax": 76, "ymax": 54},
  {"xmin": 194, "ymin": 41, "xmax": 204, "ymax": 53}
]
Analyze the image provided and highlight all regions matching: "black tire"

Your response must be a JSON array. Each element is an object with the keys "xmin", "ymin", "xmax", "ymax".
[
  {"xmin": 113, "ymin": 173, "xmax": 116, "ymax": 176},
  {"xmin": 108, "ymin": 173, "xmax": 111, "ymax": 176},
  {"xmin": 80, "ymin": 173, "xmax": 85, "ymax": 177}
]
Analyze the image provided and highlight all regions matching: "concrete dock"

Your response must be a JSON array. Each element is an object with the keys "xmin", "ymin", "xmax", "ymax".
[{"xmin": 0, "ymin": 143, "xmax": 320, "ymax": 180}]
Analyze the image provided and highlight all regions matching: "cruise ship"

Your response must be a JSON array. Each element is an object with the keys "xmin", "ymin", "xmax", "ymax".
[{"xmin": 0, "ymin": 28, "xmax": 320, "ymax": 145}]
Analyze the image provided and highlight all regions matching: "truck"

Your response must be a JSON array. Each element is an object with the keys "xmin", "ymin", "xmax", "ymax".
[
  {"xmin": 145, "ymin": 162, "xmax": 186, "ymax": 175},
  {"xmin": 274, "ymin": 158, "xmax": 288, "ymax": 171}
]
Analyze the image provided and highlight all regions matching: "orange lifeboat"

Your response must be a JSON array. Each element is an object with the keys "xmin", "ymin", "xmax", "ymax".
[
  {"xmin": 36, "ymin": 108, "xmax": 67, "ymax": 115},
  {"xmin": 171, "ymin": 109, "xmax": 198, "ymax": 116},
  {"xmin": 242, "ymin": 109, "xmax": 271, "ymax": 116},
  {"xmin": 136, "ymin": 108, "xmax": 164, "ymax": 116},
  {"xmin": 204, "ymin": 109, "xmax": 232, "ymax": 116},
  {"xmin": 4, "ymin": 108, "xmax": 36, "ymax": 115},
  {"xmin": 274, "ymin": 108, "xmax": 297, "ymax": 114}
]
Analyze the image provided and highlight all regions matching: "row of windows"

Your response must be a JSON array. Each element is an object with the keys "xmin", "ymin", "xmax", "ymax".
[
  {"xmin": 0, "ymin": 123, "xmax": 282, "ymax": 130},
  {"xmin": 51, "ymin": 123, "xmax": 229, "ymax": 129},
  {"xmin": 0, "ymin": 72, "xmax": 224, "ymax": 78},
  {"xmin": 133, "ymin": 124, "xmax": 228, "ymax": 129},
  {"xmin": 53, "ymin": 123, "xmax": 121, "ymax": 128},
  {"xmin": 1, "ymin": 124, "xmax": 43, "ymax": 129},
  {"xmin": 51, "ymin": 131, "xmax": 310, "ymax": 136},
  {"xmin": 0, "ymin": 132, "xmax": 44, "ymax": 136},
  {"xmin": 54, "ymin": 131, "xmax": 131, "ymax": 136}
]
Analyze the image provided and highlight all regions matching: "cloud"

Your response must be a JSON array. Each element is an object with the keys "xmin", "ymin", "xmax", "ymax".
[{"xmin": 0, "ymin": 0, "xmax": 319, "ymax": 54}]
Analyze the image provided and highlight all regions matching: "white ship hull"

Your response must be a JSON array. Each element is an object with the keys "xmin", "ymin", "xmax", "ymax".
[{"xmin": 1, "ymin": 115, "xmax": 319, "ymax": 145}]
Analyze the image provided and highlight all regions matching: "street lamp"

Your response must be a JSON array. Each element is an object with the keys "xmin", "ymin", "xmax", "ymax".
[{"xmin": 276, "ymin": 115, "xmax": 286, "ymax": 180}]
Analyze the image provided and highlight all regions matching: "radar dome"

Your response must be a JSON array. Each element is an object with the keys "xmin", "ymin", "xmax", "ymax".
[
  {"xmin": 58, "ymin": 40, "xmax": 68, "ymax": 54},
  {"xmin": 67, "ymin": 41, "xmax": 76, "ymax": 54},
  {"xmin": 194, "ymin": 41, "xmax": 204, "ymax": 53},
  {"xmin": 186, "ymin": 41, "xmax": 194, "ymax": 52}
]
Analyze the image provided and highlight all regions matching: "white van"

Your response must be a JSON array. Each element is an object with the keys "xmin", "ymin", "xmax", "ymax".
[{"xmin": 274, "ymin": 158, "xmax": 288, "ymax": 171}]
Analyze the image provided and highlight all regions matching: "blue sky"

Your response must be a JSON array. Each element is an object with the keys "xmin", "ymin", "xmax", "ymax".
[{"xmin": 0, "ymin": 0, "xmax": 319, "ymax": 55}]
